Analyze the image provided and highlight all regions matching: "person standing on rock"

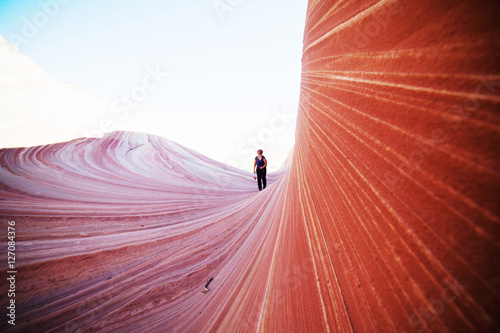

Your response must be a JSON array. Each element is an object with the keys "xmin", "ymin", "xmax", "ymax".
[{"xmin": 253, "ymin": 149, "xmax": 267, "ymax": 191}]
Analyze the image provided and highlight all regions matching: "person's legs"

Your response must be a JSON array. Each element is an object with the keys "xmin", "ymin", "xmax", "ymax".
[
  {"xmin": 262, "ymin": 168, "xmax": 267, "ymax": 189},
  {"xmin": 256, "ymin": 169, "xmax": 263, "ymax": 190}
]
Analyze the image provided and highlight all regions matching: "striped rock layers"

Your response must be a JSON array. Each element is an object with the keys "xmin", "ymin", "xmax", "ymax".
[
  {"xmin": 0, "ymin": 0, "xmax": 499, "ymax": 332},
  {"xmin": 266, "ymin": 0, "xmax": 500, "ymax": 332}
]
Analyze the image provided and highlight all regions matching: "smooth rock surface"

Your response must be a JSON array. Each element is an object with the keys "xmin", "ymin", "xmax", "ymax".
[{"xmin": 1, "ymin": 0, "xmax": 499, "ymax": 332}]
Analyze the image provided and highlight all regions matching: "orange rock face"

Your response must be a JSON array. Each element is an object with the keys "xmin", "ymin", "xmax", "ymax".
[
  {"xmin": 1, "ymin": 0, "xmax": 499, "ymax": 332},
  {"xmin": 274, "ymin": 0, "xmax": 499, "ymax": 331}
]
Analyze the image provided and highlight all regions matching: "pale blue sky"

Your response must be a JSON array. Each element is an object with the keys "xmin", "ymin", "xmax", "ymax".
[{"xmin": 0, "ymin": 0, "xmax": 307, "ymax": 171}]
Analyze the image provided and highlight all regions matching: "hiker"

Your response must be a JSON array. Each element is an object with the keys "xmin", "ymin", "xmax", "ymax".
[{"xmin": 253, "ymin": 149, "xmax": 267, "ymax": 191}]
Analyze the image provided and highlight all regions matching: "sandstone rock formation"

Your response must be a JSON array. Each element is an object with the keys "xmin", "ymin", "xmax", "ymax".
[
  {"xmin": 272, "ymin": 0, "xmax": 499, "ymax": 331},
  {"xmin": 1, "ymin": 0, "xmax": 499, "ymax": 332},
  {"xmin": 0, "ymin": 131, "xmax": 286, "ymax": 332}
]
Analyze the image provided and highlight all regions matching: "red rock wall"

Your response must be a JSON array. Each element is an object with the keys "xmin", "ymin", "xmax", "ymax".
[{"xmin": 266, "ymin": 0, "xmax": 500, "ymax": 331}]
